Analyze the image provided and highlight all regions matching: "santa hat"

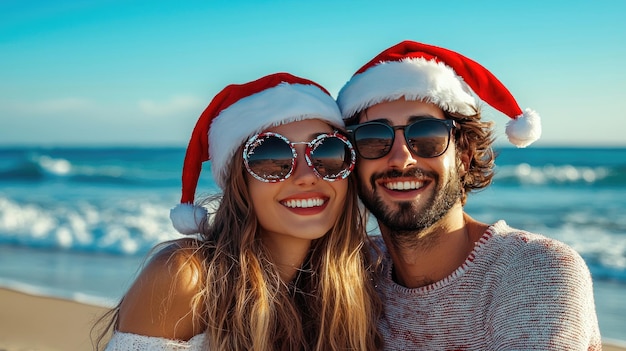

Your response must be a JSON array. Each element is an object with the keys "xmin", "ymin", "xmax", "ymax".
[
  {"xmin": 170, "ymin": 72, "xmax": 344, "ymax": 234},
  {"xmin": 337, "ymin": 40, "xmax": 541, "ymax": 147}
]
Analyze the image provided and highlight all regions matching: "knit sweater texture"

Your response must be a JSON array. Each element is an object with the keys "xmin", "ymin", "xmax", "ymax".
[{"xmin": 374, "ymin": 220, "xmax": 602, "ymax": 351}]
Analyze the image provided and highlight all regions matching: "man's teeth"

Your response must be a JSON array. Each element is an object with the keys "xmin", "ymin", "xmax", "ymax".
[
  {"xmin": 385, "ymin": 180, "xmax": 424, "ymax": 191},
  {"xmin": 283, "ymin": 198, "xmax": 325, "ymax": 208}
]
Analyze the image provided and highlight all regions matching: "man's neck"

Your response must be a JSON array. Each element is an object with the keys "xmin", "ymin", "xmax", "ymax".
[{"xmin": 380, "ymin": 208, "xmax": 487, "ymax": 288}]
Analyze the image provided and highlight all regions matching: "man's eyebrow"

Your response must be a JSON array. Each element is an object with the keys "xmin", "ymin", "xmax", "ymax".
[
  {"xmin": 407, "ymin": 115, "xmax": 439, "ymax": 122},
  {"xmin": 365, "ymin": 115, "xmax": 439, "ymax": 124},
  {"xmin": 364, "ymin": 117, "xmax": 392, "ymax": 124}
]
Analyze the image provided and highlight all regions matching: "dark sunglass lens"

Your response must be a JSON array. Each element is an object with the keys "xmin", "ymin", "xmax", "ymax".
[
  {"xmin": 405, "ymin": 120, "xmax": 450, "ymax": 158},
  {"xmin": 353, "ymin": 124, "xmax": 394, "ymax": 159},
  {"xmin": 309, "ymin": 137, "xmax": 351, "ymax": 179},
  {"xmin": 246, "ymin": 136, "xmax": 294, "ymax": 180}
]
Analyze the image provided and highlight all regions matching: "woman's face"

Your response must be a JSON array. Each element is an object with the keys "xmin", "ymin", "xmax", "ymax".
[{"xmin": 247, "ymin": 119, "xmax": 349, "ymax": 252}]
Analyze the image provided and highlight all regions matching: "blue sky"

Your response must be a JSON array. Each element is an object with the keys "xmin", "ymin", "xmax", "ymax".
[{"xmin": 1, "ymin": 0, "xmax": 625, "ymax": 146}]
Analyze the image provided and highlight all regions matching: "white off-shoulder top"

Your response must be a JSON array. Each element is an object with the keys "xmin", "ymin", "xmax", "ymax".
[{"xmin": 105, "ymin": 331, "xmax": 207, "ymax": 351}]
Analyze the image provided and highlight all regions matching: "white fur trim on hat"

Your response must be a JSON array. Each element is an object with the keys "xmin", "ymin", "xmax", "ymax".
[
  {"xmin": 337, "ymin": 58, "xmax": 478, "ymax": 118},
  {"xmin": 506, "ymin": 108, "xmax": 542, "ymax": 148},
  {"xmin": 209, "ymin": 82, "xmax": 343, "ymax": 189}
]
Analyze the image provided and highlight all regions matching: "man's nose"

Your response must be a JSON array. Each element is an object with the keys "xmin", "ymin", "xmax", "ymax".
[{"xmin": 386, "ymin": 130, "xmax": 417, "ymax": 170}]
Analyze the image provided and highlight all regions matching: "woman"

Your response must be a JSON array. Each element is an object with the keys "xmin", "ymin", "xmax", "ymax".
[{"xmin": 98, "ymin": 73, "xmax": 382, "ymax": 350}]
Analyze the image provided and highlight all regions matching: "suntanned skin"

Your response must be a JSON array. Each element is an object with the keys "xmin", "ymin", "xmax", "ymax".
[
  {"xmin": 356, "ymin": 98, "xmax": 488, "ymax": 289},
  {"xmin": 117, "ymin": 240, "xmax": 204, "ymax": 340},
  {"xmin": 248, "ymin": 119, "xmax": 348, "ymax": 282},
  {"xmin": 382, "ymin": 212, "xmax": 487, "ymax": 288}
]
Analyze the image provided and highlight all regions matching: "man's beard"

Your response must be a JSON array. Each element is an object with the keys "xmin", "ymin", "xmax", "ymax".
[{"xmin": 358, "ymin": 167, "xmax": 462, "ymax": 242}]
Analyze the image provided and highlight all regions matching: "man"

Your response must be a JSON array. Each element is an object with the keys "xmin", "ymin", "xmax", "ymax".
[{"xmin": 337, "ymin": 40, "xmax": 601, "ymax": 350}]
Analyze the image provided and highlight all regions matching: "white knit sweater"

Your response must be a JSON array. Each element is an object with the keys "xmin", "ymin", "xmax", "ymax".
[{"xmin": 373, "ymin": 220, "xmax": 602, "ymax": 350}]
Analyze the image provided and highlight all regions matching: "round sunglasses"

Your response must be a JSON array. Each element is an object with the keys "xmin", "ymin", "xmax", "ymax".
[
  {"xmin": 347, "ymin": 117, "xmax": 457, "ymax": 159},
  {"xmin": 243, "ymin": 131, "xmax": 356, "ymax": 183}
]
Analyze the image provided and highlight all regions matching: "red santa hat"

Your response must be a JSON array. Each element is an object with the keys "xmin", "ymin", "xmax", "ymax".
[
  {"xmin": 170, "ymin": 72, "xmax": 344, "ymax": 234},
  {"xmin": 337, "ymin": 40, "xmax": 541, "ymax": 147}
]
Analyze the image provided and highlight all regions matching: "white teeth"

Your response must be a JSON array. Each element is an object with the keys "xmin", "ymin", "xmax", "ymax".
[
  {"xmin": 283, "ymin": 198, "xmax": 325, "ymax": 208},
  {"xmin": 384, "ymin": 180, "xmax": 423, "ymax": 191}
]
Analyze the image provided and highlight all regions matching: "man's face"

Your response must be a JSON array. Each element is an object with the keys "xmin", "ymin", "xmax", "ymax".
[{"xmin": 353, "ymin": 99, "xmax": 463, "ymax": 234}]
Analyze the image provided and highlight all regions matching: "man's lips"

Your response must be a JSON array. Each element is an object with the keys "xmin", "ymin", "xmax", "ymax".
[
  {"xmin": 371, "ymin": 168, "xmax": 432, "ymax": 192},
  {"xmin": 382, "ymin": 179, "xmax": 426, "ymax": 191},
  {"xmin": 377, "ymin": 175, "xmax": 429, "ymax": 191}
]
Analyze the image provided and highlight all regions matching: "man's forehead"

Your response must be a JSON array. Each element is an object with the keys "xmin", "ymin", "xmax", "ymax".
[{"xmin": 360, "ymin": 99, "xmax": 445, "ymax": 123}]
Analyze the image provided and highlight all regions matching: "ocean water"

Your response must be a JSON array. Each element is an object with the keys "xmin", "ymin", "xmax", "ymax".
[{"xmin": 0, "ymin": 146, "xmax": 625, "ymax": 341}]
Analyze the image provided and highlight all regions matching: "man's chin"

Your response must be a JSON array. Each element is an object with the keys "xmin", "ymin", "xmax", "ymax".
[{"xmin": 372, "ymin": 201, "xmax": 427, "ymax": 231}]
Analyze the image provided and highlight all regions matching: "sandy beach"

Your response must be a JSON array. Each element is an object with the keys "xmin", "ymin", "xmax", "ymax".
[
  {"xmin": 1, "ymin": 287, "xmax": 624, "ymax": 351},
  {"xmin": 0, "ymin": 288, "xmax": 111, "ymax": 351}
]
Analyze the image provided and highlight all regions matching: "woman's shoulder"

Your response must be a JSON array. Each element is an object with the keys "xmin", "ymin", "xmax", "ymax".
[{"xmin": 116, "ymin": 238, "xmax": 206, "ymax": 341}]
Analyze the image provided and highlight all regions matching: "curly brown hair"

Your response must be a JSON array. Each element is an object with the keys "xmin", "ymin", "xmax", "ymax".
[{"xmin": 446, "ymin": 110, "xmax": 496, "ymax": 205}]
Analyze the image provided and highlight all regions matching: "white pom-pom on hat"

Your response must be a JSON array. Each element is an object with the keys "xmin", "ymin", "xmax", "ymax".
[
  {"xmin": 170, "ymin": 73, "xmax": 344, "ymax": 235},
  {"xmin": 337, "ymin": 40, "xmax": 542, "ymax": 148},
  {"xmin": 169, "ymin": 203, "xmax": 208, "ymax": 235},
  {"xmin": 506, "ymin": 108, "xmax": 542, "ymax": 148}
]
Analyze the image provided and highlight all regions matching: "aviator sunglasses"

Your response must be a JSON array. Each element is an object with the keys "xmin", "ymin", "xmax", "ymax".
[
  {"xmin": 243, "ymin": 131, "xmax": 356, "ymax": 183},
  {"xmin": 347, "ymin": 117, "xmax": 457, "ymax": 159}
]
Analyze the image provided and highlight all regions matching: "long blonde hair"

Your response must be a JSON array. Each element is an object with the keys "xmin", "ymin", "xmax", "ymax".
[
  {"xmin": 194, "ymin": 143, "xmax": 382, "ymax": 350},
  {"xmin": 94, "ymin": 143, "xmax": 382, "ymax": 350}
]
